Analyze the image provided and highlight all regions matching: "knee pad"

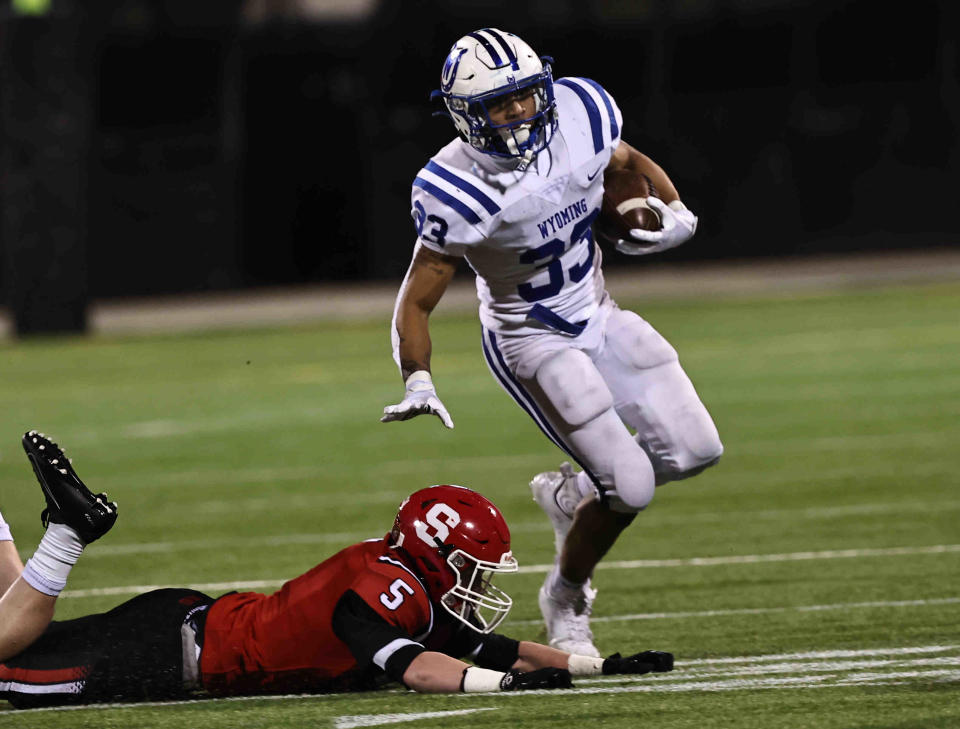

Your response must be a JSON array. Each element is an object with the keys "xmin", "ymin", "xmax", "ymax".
[
  {"xmin": 671, "ymin": 401, "xmax": 724, "ymax": 476},
  {"xmin": 626, "ymin": 361, "xmax": 724, "ymax": 483},
  {"xmin": 535, "ymin": 349, "xmax": 613, "ymax": 429},
  {"xmin": 604, "ymin": 447, "xmax": 656, "ymax": 513}
]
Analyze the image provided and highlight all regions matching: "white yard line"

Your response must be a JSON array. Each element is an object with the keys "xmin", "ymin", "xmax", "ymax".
[
  {"xmin": 3, "ymin": 647, "xmax": 956, "ymax": 715},
  {"xmin": 680, "ymin": 644, "xmax": 959, "ymax": 665},
  {"xmin": 59, "ymin": 545, "xmax": 960, "ymax": 598},
  {"xmin": 514, "ymin": 544, "xmax": 960, "ymax": 574},
  {"xmin": 461, "ymin": 669, "xmax": 960, "ymax": 697},
  {"xmin": 509, "ymin": 597, "xmax": 960, "ymax": 626},
  {"xmin": 61, "ymin": 579, "xmax": 286, "ymax": 598},
  {"xmin": 574, "ymin": 656, "xmax": 960, "ymax": 683},
  {"xmin": 80, "ymin": 531, "xmax": 375, "ymax": 557},
  {"xmin": 66, "ymin": 500, "xmax": 960, "ymax": 560},
  {"xmin": 334, "ymin": 708, "xmax": 497, "ymax": 729}
]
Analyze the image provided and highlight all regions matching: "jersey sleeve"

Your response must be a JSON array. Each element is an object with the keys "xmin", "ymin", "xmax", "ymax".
[
  {"xmin": 331, "ymin": 590, "xmax": 426, "ymax": 683},
  {"xmin": 410, "ymin": 158, "xmax": 499, "ymax": 257},
  {"xmin": 553, "ymin": 77, "xmax": 624, "ymax": 157},
  {"xmin": 469, "ymin": 632, "xmax": 521, "ymax": 671},
  {"xmin": 332, "ymin": 563, "xmax": 434, "ymax": 682}
]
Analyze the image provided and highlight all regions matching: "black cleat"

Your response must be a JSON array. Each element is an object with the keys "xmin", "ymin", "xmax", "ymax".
[{"xmin": 22, "ymin": 430, "xmax": 117, "ymax": 544}]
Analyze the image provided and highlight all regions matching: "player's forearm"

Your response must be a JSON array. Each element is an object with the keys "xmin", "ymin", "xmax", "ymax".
[
  {"xmin": 402, "ymin": 650, "xmax": 471, "ymax": 692},
  {"xmin": 511, "ymin": 640, "xmax": 570, "ymax": 672},
  {"xmin": 392, "ymin": 245, "xmax": 458, "ymax": 381},
  {"xmin": 512, "ymin": 641, "xmax": 618, "ymax": 676},
  {"xmin": 610, "ymin": 141, "xmax": 680, "ymax": 204},
  {"xmin": 627, "ymin": 152, "xmax": 679, "ymax": 204},
  {"xmin": 395, "ymin": 306, "xmax": 433, "ymax": 381}
]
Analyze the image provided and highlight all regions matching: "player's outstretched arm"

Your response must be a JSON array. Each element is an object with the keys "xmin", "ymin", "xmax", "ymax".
[
  {"xmin": 402, "ymin": 650, "xmax": 572, "ymax": 693},
  {"xmin": 382, "ymin": 244, "xmax": 460, "ymax": 429},
  {"xmin": 512, "ymin": 640, "xmax": 674, "ymax": 677}
]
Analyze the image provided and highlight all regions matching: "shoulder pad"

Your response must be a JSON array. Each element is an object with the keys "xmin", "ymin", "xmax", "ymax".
[
  {"xmin": 353, "ymin": 555, "xmax": 434, "ymax": 637},
  {"xmin": 412, "ymin": 158, "xmax": 502, "ymax": 227},
  {"xmin": 554, "ymin": 76, "xmax": 622, "ymax": 154}
]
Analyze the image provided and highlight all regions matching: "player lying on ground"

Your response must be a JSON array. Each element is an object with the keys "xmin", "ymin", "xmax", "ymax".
[
  {"xmin": 0, "ymin": 431, "xmax": 673, "ymax": 708},
  {"xmin": 383, "ymin": 28, "xmax": 723, "ymax": 657}
]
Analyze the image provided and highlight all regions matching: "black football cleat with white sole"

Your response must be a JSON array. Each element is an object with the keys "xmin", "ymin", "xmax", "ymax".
[{"xmin": 22, "ymin": 430, "xmax": 117, "ymax": 544}]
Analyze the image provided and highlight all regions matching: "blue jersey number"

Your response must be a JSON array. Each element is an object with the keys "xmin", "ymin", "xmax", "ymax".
[
  {"xmin": 518, "ymin": 209, "xmax": 598, "ymax": 303},
  {"xmin": 413, "ymin": 201, "xmax": 448, "ymax": 248}
]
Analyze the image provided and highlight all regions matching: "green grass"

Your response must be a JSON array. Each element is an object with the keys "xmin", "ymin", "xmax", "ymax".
[{"xmin": 1, "ymin": 280, "xmax": 958, "ymax": 728}]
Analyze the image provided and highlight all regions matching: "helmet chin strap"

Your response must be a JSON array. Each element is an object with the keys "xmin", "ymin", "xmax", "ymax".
[
  {"xmin": 499, "ymin": 123, "xmax": 537, "ymax": 171},
  {"xmin": 515, "ymin": 148, "xmax": 536, "ymax": 172},
  {"xmin": 500, "ymin": 123, "xmax": 531, "ymax": 154}
]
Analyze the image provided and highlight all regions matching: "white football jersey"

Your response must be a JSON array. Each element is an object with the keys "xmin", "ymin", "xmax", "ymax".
[{"xmin": 410, "ymin": 76, "xmax": 623, "ymax": 335}]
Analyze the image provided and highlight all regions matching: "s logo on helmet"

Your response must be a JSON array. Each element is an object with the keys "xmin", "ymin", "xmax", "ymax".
[
  {"xmin": 416, "ymin": 503, "xmax": 461, "ymax": 546},
  {"xmin": 441, "ymin": 47, "xmax": 468, "ymax": 93}
]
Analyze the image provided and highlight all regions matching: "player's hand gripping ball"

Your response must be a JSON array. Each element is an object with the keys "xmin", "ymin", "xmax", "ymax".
[
  {"xmin": 598, "ymin": 169, "xmax": 698, "ymax": 256},
  {"xmin": 597, "ymin": 169, "xmax": 662, "ymax": 242}
]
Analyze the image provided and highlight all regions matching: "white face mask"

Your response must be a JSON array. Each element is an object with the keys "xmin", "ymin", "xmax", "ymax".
[{"xmin": 440, "ymin": 548, "xmax": 518, "ymax": 633}]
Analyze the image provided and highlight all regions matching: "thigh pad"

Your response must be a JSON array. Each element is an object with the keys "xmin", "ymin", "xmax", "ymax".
[
  {"xmin": 606, "ymin": 310, "xmax": 678, "ymax": 371},
  {"xmin": 535, "ymin": 349, "xmax": 613, "ymax": 428}
]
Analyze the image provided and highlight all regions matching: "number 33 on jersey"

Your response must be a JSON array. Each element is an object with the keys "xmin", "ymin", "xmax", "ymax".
[{"xmin": 410, "ymin": 76, "xmax": 623, "ymax": 336}]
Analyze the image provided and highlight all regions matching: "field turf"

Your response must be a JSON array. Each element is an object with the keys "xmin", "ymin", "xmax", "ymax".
[{"xmin": 0, "ymin": 275, "xmax": 957, "ymax": 728}]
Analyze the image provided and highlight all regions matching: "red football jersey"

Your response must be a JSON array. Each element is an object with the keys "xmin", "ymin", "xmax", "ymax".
[{"xmin": 200, "ymin": 538, "xmax": 434, "ymax": 695}]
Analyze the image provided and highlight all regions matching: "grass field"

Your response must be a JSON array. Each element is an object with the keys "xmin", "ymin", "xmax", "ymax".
[{"xmin": 0, "ymin": 274, "xmax": 958, "ymax": 728}]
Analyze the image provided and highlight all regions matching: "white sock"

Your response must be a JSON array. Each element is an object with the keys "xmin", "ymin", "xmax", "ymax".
[
  {"xmin": 21, "ymin": 523, "xmax": 85, "ymax": 596},
  {"xmin": 0, "ymin": 510, "xmax": 11, "ymax": 542},
  {"xmin": 546, "ymin": 563, "xmax": 589, "ymax": 598}
]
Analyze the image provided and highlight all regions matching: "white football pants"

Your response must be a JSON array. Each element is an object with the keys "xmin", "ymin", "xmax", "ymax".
[{"xmin": 482, "ymin": 297, "xmax": 723, "ymax": 512}]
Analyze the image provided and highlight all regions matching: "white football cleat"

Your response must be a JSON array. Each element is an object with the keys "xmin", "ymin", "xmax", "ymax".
[
  {"xmin": 529, "ymin": 462, "xmax": 582, "ymax": 554},
  {"xmin": 538, "ymin": 580, "xmax": 600, "ymax": 657}
]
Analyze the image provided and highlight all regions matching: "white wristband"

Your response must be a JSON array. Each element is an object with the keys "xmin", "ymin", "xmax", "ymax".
[
  {"xmin": 461, "ymin": 666, "xmax": 506, "ymax": 692},
  {"xmin": 567, "ymin": 654, "xmax": 604, "ymax": 676},
  {"xmin": 405, "ymin": 370, "xmax": 434, "ymax": 393}
]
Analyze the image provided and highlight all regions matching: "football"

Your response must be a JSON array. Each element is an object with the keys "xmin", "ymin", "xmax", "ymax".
[{"xmin": 597, "ymin": 169, "xmax": 662, "ymax": 242}]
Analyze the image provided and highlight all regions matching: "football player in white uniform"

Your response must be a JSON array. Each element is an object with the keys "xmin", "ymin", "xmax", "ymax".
[{"xmin": 382, "ymin": 29, "xmax": 723, "ymax": 656}]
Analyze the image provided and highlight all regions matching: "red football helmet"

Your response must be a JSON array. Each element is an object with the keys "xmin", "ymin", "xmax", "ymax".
[{"xmin": 389, "ymin": 484, "xmax": 518, "ymax": 633}]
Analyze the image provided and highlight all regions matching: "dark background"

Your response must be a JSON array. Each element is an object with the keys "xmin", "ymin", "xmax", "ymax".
[{"xmin": 1, "ymin": 0, "xmax": 957, "ymax": 333}]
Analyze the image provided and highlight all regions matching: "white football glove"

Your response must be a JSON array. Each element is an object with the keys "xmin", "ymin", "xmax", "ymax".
[
  {"xmin": 381, "ymin": 370, "xmax": 454, "ymax": 429},
  {"xmin": 615, "ymin": 198, "xmax": 698, "ymax": 256}
]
